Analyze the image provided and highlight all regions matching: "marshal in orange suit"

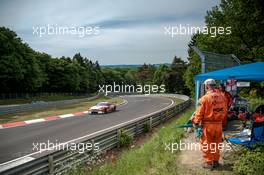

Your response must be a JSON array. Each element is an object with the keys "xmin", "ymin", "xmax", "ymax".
[{"xmin": 192, "ymin": 79, "xmax": 227, "ymax": 170}]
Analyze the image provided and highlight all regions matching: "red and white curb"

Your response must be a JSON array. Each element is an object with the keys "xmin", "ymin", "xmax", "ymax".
[
  {"xmin": 0, "ymin": 111, "xmax": 89, "ymax": 129},
  {"xmin": 0, "ymin": 98, "xmax": 127, "ymax": 130}
]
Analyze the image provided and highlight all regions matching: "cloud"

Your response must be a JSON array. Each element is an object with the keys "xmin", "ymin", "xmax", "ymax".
[{"xmin": 0, "ymin": 0, "xmax": 220, "ymax": 64}]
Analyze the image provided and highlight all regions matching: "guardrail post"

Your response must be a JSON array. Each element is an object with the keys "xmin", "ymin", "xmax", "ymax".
[
  {"xmin": 175, "ymin": 105, "xmax": 179, "ymax": 114},
  {"xmin": 48, "ymin": 155, "xmax": 54, "ymax": 175},
  {"xmin": 161, "ymin": 112, "xmax": 165, "ymax": 123},
  {"xmin": 91, "ymin": 139, "xmax": 95, "ymax": 153},
  {"xmin": 165, "ymin": 110, "xmax": 169, "ymax": 121},
  {"xmin": 149, "ymin": 117, "xmax": 152, "ymax": 129},
  {"xmin": 117, "ymin": 129, "xmax": 121, "ymax": 148},
  {"xmin": 135, "ymin": 122, "xmax": 139, "ymax": 135},
  {"xmin": 159, "ymin": 113, "xmax": 162, "ymax": 124}
]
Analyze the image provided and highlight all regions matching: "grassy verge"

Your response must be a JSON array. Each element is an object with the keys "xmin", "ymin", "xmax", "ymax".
[
  {"xmin": 68, "ymin": 106, "xmax": 195, "ymax": 175},
  {"xmin": 223, "ymin": 145, "xmax": 264, "ymax": 175},
  {"xmin": 0, "ymin": 96, "xmax": 124, "ymax": 124},
  {"xmin": 0, "ymin": 93, "xmax": 96, "ymax": 105},
  {"xmin": 172, "ymin": 98, "xmax": 184, "ymax": 104},
  {"xmin": 233, "ymin": 146, "xmax": 264, "ymax": 175}
]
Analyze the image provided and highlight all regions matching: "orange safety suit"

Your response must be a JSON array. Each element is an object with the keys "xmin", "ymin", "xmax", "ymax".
[
  {"xmin": 192, "ymin": 90, "xmax": 227, "ymax": 164},
  {"xmin": 253, "ymin": 113, "xmax": 264, "ymax": 122},
  {"xmin": 225, "ymin": 92, "xmax": 232, "ymax": 107},
  {"xmin": 221, "ymin": 91, "xmax": 232, "ymax": 128}
]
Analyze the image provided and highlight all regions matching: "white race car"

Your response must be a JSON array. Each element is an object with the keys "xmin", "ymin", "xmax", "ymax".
[{"xmin": 88, "ymin": 102, "xmax": 116, "ymax": 114}]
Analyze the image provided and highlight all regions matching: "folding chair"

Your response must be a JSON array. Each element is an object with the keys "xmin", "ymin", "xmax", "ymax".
[{"xmin": 227, "ymin": 121, "xmax": 264, "ymax": 148}]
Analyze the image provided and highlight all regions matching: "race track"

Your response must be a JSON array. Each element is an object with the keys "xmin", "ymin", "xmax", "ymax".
[{"xmin": 0, "ymin": 95, "xmax": 174, "ymax": 165}]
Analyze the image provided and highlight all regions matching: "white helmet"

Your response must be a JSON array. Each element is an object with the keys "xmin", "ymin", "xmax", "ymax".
[{"xmin": 204, "ymin": 78, "xmax": 216, "ymax": 85}]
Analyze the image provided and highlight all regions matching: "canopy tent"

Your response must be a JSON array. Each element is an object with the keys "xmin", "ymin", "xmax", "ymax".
[
  {"xmin": 194, "ymin": 62, "xmax": 264, "ymax": 106},
  {"xmin": 195, "ymin": 62, "xmax": 264, "ymax": 81}
]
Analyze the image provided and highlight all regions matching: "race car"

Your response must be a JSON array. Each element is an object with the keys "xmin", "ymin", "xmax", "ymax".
[{"xmin": 88, "ymin": 102, "xmax": 116, "ymax": 114}]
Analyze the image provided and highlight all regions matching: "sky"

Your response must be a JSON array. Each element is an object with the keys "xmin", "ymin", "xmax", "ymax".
[{"xmin": 0, "ymin": 0, "xmax": 220, "ymax": 65}]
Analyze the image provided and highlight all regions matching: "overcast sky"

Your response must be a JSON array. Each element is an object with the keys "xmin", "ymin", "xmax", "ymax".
[{"xmin": 0, "ymin": 0, "xmax": 220, "ymax": 65}]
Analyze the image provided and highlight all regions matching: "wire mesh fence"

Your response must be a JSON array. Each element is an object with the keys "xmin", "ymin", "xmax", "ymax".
[{"xmin": 202, "ymin": 51, "xmax": 240, "ymax": 73}]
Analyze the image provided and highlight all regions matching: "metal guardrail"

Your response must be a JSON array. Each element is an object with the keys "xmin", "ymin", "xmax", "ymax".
[
  {"xmin": 0, "ymin": 94, "xmax": 191, "ymax": 175},
  {"xmin": 0, "ymin": 95, "xmax": 100, "ymax": 115}
]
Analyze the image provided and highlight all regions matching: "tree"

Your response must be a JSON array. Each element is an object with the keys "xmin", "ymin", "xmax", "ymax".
[
  {"xmin": 184, "ymin": 0, "xmax": 264, "ymax": 97},
  {"xmin": 0, "ymin": 27, "xmax": 45, "ymax": 93},
  {"xmin": 136, "ymin": 64, "xmax": 156, "ymax": 85},
  {"xmin": 171, "ymin": 56, "xmax": 186, "ymax": 73},
  {"xmin": 167, "ymin": 56, "xmax": 188, "ymax": 94},
  {"xmin": 0, "ymin": 27, "xmax": 107, "ymax": 94},
  {"xmin": 152, "ymin": 64, "xmax": 169, "ymax": 86}
]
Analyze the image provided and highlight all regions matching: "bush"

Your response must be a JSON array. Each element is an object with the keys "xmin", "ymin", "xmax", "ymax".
[
  {"xmin": 247, "ymin": 98, "xmax": 264, "ymax": 112},
  {"xmin": 233, "ymin": 146, "xmax": 264, "ymax": 175},
  {"xmin": 143, "ymin": 122, "xmax": 151, "ymax": 133},
  {"xmin": 118, "ymin": 129, "xmax": 132, "ymax": 147}
]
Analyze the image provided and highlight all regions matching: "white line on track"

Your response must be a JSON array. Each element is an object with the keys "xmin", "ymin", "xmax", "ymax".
[
  {"xmin": 59, "ymin": 114, "xmax": 74, "ymax": 118},
  {"xmin": 0, "ymin": 96, "xmax": 128, "ymax": 130},
  {"xmin": 24, "ymin": 119, "xmax": 45, "ymax": 124}
]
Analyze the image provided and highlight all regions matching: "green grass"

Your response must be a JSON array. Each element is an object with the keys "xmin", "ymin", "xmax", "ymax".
[
  {"xmin": 0, "ymin": 96, "xmax": 124, "ymax": 124},
  {"xmin": 0, "ymin": 93, "xmax": 97, "ymax": 105},
  {"xmin": 68, "ymin": 106, "xmax": 194, "ymax": 175},
  {"xmin": 173, "ymin": 98, "xmax": 184, "ymax": 104},
  {"xmin": 233, "ymin": 146, "xmax": 264, "ymax": 175}
]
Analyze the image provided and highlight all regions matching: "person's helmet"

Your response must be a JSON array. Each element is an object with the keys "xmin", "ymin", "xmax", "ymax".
[{"xmin": 203, "ymin": 78, "xmax": 216, "ymax": 85}]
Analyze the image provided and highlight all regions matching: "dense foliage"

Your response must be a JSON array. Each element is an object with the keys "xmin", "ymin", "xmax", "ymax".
[
  {"xmin": 102, "ymin": 56, "xmax": 189, "ymax": 94},
  {"xmin": 233, "ymin": 146, "xmax": 264, "ymax": 175},
  {"xmin": 0, "ymin": 27, "xmax": 104, "ymax": 93},
  {"xmin": 0, "ymin": 27, "xmax": 188, "ymax": 95},
  {"xmin": 184, "ymin": 0, "xmax": 264, "ymax": 97}
]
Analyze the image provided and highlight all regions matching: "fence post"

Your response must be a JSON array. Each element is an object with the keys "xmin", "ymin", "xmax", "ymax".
[
  {"xmin": 117, "ymin": 129, "xmax": 121, "ymax": 148},
  {"xmin": 135, "ymin": 122, "xmax": 139, "ymax": 135},
  {"xmin": 149, "ymin": 117, "xmax": 152, "ymax": 129},
  {"xmin": 161, "ymin": 112, "xmax": 165, "ymax": 123},
  {"xmin": 159, "ymin": 113, "xmax": 162, "ymax": 124},
  {"xmin": 174, "ymin": 105, "xmax": 178, "ymax": 115},
  {"xmin": 48, "ymin": 155, "xmax": 54, "ymax": 175},
  {"xmin": 91, "ymin": 139, "xmax": 95, "ymax": 153},
  {"xmin": 165, "ymin": 110, "xmax": 169, "ymax": 121}
]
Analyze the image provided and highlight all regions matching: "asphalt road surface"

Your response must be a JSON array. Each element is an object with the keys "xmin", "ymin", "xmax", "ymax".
[{"xmin": 0, "ymin": 95, "xmax": 173, "ymax": 166}]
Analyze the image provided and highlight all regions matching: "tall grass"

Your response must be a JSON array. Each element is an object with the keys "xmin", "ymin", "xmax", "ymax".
[{"xmin": 68, "ymin": 107, "xmax": 194, "ymax": 175}]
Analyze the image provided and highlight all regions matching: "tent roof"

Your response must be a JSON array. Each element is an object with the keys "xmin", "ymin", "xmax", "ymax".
[{"xmin": 195, "ymin": 62, "xmax": 264, "ymax": 81}]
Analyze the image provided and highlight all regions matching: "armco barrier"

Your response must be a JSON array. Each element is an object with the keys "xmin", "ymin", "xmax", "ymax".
[
  {"xmin": 0, "ymin": 94, "xmax": 191, "ymax": 175},
  {"xmin": 0, "ymin": 95, "xmax": 100, "ymax": 115}
]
